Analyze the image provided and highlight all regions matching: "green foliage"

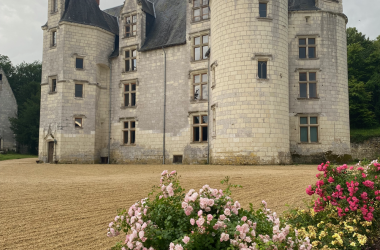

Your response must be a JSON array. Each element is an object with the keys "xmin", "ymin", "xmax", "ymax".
[
  {"xmin": 0, "ymin": 153, "xmax": 38, "ymax": 161},
  {"xmin": 351, "ymin": 127, "xmax": 380, "ymax": 143}
]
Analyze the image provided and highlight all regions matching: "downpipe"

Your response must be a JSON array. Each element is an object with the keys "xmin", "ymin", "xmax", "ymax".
[{"xmin": 162, "ymin": 47, "xmax": 167, "ymax": 165}]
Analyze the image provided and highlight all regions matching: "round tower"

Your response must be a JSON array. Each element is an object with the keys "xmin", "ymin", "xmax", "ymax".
[{"xmin": 209, "ymin": 0, "xmax": 290, "ymax": 164}]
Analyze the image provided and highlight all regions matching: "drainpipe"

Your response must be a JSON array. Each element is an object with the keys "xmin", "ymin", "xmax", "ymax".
[
  {"xmin": 207, "ymin": 54, "xmax": 210, "ymax": 164},
  {"xmin": 108, "ymin": 58, "xmax": 113, "ymax": 164},
  {"xmin": 162, "ymin": 47, "xmax": 167, "ymax": 164}
]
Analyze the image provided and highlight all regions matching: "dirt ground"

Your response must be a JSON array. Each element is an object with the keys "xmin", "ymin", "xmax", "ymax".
[{"xmin": 0, "ymin": 158, "xmax": 319, "ymax": 250}]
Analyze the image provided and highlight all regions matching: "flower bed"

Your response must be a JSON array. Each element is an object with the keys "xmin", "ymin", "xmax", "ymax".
[{"xmin": 107, "ymin": 160, "xmax": 380, "ymax": 250}]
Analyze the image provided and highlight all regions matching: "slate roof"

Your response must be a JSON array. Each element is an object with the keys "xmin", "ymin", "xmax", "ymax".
[
  {"xmin": 60, "ymin": 0, "xmax": 119, "ymax": 35},
  {"xmin": 140, "ymin": 0, "xmax": 186, "ymax": 52},
  {"xmin": 288, "ymin": 0, "xmax": 320, "ymax": 11},
  {"xmin": 103, "ymin": 5, "xmax": 123, "ymax": 17},
  {"xmin": 139, "ymin": 0, "xmax": 155, "ymax": 17}
]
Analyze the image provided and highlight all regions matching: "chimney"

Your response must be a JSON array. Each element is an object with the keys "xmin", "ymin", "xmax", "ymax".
[{"xmin": 96, "ymin": 0, "xmax": 100, "ymax": 5}]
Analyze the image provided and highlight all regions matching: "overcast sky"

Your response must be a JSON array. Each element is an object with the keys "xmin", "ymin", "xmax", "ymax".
[{"xmin": 0, "ymin": 0, "xmax": 378, "ymax": 65}]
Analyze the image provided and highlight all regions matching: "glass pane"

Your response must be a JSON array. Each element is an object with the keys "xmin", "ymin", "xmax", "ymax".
[
  {"xmin": 258, "ymin": 61, "xmax": 267, "ymax": 79},
  {"xmin": 124, "ymin": 94, "xmax": 129, "ymax": 106},
  {"xmin": 203, "ymin": 35, "xmax": 209, "ymax": 44},
  {"xmin": 203, "ymin": 7, "xmax": 209, "ymax": 19},
  {"xmin": 126, "ymin": 17, "xmax": 131, "ymax": 24},
  {"xmin": 202, "ymin": 126, "xmax": 208, "ymax": 142},
  {"xmin": 131, "ymin": 122, "xmax": 135, "ymax": 128},
  {"xmin": 125, "ymin": 51, "xmax": 130, "ymax": 58},
  {"xmin": 194, "ymin": 74, "xmax": 200, "ymax": 83},
  {"xmin": 259, "ymin": 3, "xmax": 267, "ymax": 17},
  {"xmin": 124, "ymin": 131, "xmax": 128, "ymax": 144},
  {"xmin": 308, "ymin": 47, "xmax": 316, "ymax": 58},
  {"xmin": 299, "ymin": 73, "xmax": 307, "ymax": 81},
  {"xmin": 131, "ymin": 93, "xmax": 136, "ymax": 106},
  {"xmin": 125, "ymin": 84, "xmax": 129, "ymax": 92},
  {"xmin": 309, "ymin": 83, "xmax": 317, "ymax": 98},
  {"xmin": 308, "ymin": 38, "xmax": 315, "ymax": 45},
  {"xmin": 52, "ymin": 79, "xmax": 57, "ymax": 92},
  {"xmin": 76, "ymin": 58, "xmax": 83, "ymax": 69},
  {"xmin": 124, "ymin": 122, "xmax": 128, "ymax": 129},
  {"xmin": 194, "ymin": 37, "xmax": 201, "ymax": 45},
  {"xmin": 193, "ymin": 127, "xmax": 200, "ymax": 142},
  {"xmin": 202, "ymin": 85, "xmax": 208, "ymax": 100},
  {"xmin": 203, "ymin": 46, "xmax": 209, "ymax": 59},
  {"xmin": 132, "ymin": 15, "xmax": 137, "ymax": 23},
  {"xmin": 125, "ymin": 60, "xmax": 130, "ymax": 71},
  {"xmin": 132, "ymin": 59, "xmax": 137, "ymax": 71},
  {"xmin": 194, "ymin": 85, "xmax": 200, "ymax": 100},
  {"xmin": 310, "ymin": 127, "xmax": 318, "ymax": 142},
  {"xmin": 310, "ymin": 117, "xmax": 318, "ymax": 124},
  {"xmin": 131, "ymin": 130, "xmax": 136, "ymax": 144},
  {"xmin": 300, "ymin": 127, "xmax": 308, "ymax": 142},
  {"xmin": 131, "ymin": 84, "xmax": 136, "ymax": 91},
  {"xmin": 300, "ymin": 117, "xmax": 308, "ymax": 124},
  {"xmin": 299, "ymin": 39, "xmax": 306, "ymax": 45},
  {"xmin": 126, "ymin": 26, "xmax": 130, "ymax": 37},
  {"xmin": 299, "ymin": 83, "xmax": 307, "ymax": 98},
  {"xmin": 299, "ymin": 47, "xmax": 306, "ymax": 58},
  {"xmin": 202, "ymin": 74, "xmax": 208, "ymax": 82},
  {"xmin": 309, "ymin": 72, "xmax": 316, "ymax": 81},
  {"xmin": 194, "ymin": 12, "xmax": 200, "ymax": 21},
  {"xmin": 202, "ymin": 0, "xmax": 208, "ymax": 5},
  {"xmin": 195, "ymin": 47, "xmax": 201, "ymax": 60},
  {"xmin": 132, "ymin": 50, "xmax": 137, "ymax": 57},
  {"xmin": 75, "ymin": 84, "xmax": 83, "ymax": 97},
  {"xmin": 202, "ymin": 115, "xmax": 208, "ymax": 124},
  {"xmin": 194, "ymin": 0, "xmax": 200, "ymax": 7},
  {"xmin": 132, "ymin": 25, "xmax": 137, "ymax": 36},
  {"xmin": 193, "ymin": 116, "xmax": 200, "ymax": 124}
]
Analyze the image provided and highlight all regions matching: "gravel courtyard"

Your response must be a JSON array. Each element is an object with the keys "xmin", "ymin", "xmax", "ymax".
[{"xmin": 0, "ymin": 158, "xmax": 318, "ymax": 249}]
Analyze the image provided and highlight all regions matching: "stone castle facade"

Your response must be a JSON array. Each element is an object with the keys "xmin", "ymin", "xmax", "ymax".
[
  {"xmin": 0, "ymin": 68, "xmax": 17, "ymax": 151},
  {"xmin": 38, "ymin": 0, "xmax": 350, "ymax": 164}
]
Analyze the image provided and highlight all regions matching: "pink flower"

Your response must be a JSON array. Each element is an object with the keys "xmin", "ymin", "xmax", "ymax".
[
  {"xmin": 328, "ymin": 177, "xmax": 335, "ymax": 183},
  {"xmin": 306, "ymin": 185, "xmax": 315, "ymax": 195},
  {"xmin": 220, "ymin": 233, "xmax": 229, "ymax": 242},
  {"xmin": 139, "ymin": 231, "xmax": 145, "ymax": 239},
  {"xmin": 241, "ymin": 216, "xmax": 247, "ymax": 222},
  {"xmin": 207, "ymin": 214, "xmax": 213, "ymax": 221},
  {"xmin": 161, "ymin": 170, "xmax": 168, "ymax": 176},
  {"xmin": 198, "ymin": 210, "xmax": 203, "ymax": 217},
  {"xmin": 196, "ymin": 217, "xmax": 205, "ymax": 227},
  {"xmin": 190, "ymin": 218, "xmax": 195, "ymax": 225},
  {"xmin": 170, "ymin": 170, "xmax": 176, "ymax": 175},
  {"xmin": 224, "ymin": 208, "xmax": 231, "ymax": 216},
  {"xmin": 363, "ymin": 180, "xmax": 375, "ymax": 189},
  {"xmin": 350, "ymin": 166, "xmax": 354, "ymax": 170},
  {"xmin": 182, "ymin": 236, "xmax": 190, "ymax": 244},
  {"xmin": 219, "ymin": 214, "xmax": 226, "ymax": 221}
]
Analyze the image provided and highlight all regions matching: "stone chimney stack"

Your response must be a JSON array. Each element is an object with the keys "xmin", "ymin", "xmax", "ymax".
[{"xmin": 96, "ymin": 0, "xmax": 100, "ymax": 5}]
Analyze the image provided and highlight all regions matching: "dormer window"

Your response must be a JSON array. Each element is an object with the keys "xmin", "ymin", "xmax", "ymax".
[
  {"xmin": 125, "ymin": 14, "xmax": 137, "ymax": 38},
  {"xmin": 193, "ymin": 0, "xmax": 209, "ymax": 22}
]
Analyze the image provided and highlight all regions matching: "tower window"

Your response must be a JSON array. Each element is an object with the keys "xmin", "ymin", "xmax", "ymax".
[
  {"xmin": 124, "ymin": 83, "xmax": 137, "ymax": 107},
  {"xmin": 75, "ymin": 118, "xmax": 83, "ymax": 128},
  {"xmin": 300, "ymin": 116, "xmax": 319, "ymax": 143},
  {"xmin": 52, "ymin": 0, "xmax": 58, "ymax": 12},
  {"xmin": 299, "ymin": 72, "xmax": 317, "ymax": 98},
  {"xmin": 123, "ymin": 121, "xmax": 136, "ymax": 145},
  {"xmin": 193, "ymin": 115, "xmax": 208, "ymax": 142},
  {"xmin": 0, "ymin": 74, "xmax": 2, "ymax": 81},
  {"xmin": 259, "ymin": 3, "xmax": 267, "ymax": 17},
  {"xmin": 75, "ymin": 84, "xmax": 83, "ymax": 98},
  {"xmin": 51, "ymin": 31, "xmax": 57, "ymax": 47},
  {"xmin": 193, "ymin": 73, "xmax": 208, "ymax": 100},
  {"xmin": 193, "ymin": 35, "xmax": 209, "ymax": 61},
  {"xmin": 258, "ymin": 61, "xmax": 267, "ymax": 79},
  {"xmin": 193, "ymin": 0, "xmax": 209, "ymax": 22},
  {"xmin": 125, "ymin": 14, "xmax": 137, "ymax": 38},
  {"xmin": 299, "ymin": 38, "xmax": 316, "ymax": 59},
  {"xmin": 125, "ymin": 49, "xmax": 137, "ymax": 72},
  {"xmin": 52, "ymin": 79, "xmax": 57, "ymax": 92},
  {"xmin": 76, "ymin": 58, "xmax": 84, "ymax": 69}
]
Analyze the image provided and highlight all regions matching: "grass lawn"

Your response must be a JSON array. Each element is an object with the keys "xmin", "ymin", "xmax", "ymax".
[
  {"xmin": 0, "ymin": 153, "xmax": 38, "ymax": 161},
  {"xmin": 350, "ymin": 126, "xmax": 380, "ymax": 143}
]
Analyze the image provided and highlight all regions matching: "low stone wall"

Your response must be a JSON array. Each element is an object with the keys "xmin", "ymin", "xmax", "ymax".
[{"xmin": 351, "ymin": 137, "xmax": 380, "ymax": 161}]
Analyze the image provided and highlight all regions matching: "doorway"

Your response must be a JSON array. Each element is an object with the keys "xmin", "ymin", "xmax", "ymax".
[{"xmin": 48, "ymin": 141, "xmax": 54, "ymax": 163}]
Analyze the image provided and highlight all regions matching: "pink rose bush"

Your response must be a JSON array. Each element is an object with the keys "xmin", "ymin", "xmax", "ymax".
[
  {"xmin": 107, "ymin": 172, "xmax": 312, "ymax": 250},
  {"xmin": 285, "ymin": 159, "xmax": 380, "ymax": 249}
]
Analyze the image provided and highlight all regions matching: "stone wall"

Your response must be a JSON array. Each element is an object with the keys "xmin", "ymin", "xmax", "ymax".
[
  {"xmin": 0, "ymin": 68, "xmax": 17, "ymax": 151},
  {"xmin": 351, "ymin": 137, "xmax": 380, "ymax": 161}
]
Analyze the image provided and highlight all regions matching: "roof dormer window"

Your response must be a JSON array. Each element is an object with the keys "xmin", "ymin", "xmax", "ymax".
[
  {"xmin": 193, "ymin": 0, "xmax": 209, "ymax": 22},
  {"xmin": 125, "ymin": 14, "xmax": 137, "ymax": 38}
]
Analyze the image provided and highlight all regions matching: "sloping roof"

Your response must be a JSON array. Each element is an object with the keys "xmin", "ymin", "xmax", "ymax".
[
  {"xmin": 60, "ymin": 0, "xmax": 119, "ymax": 35},
  {"xmin": 140, "ymin": 0, "xmax": 186, "ymax": 52},
  {"xmin": 288, "ymin": 0, "xmax": 320, "ymax": 11},
  {"xmin": 139, "ymin": 0, "xmax": 155, "ymax": 17},
  {"xmin": 103, "ymin": 5, "xmax": 123, "ymax": 17}
]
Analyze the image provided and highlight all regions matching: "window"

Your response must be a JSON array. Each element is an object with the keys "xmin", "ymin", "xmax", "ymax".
[
  {"xmin": 125, "ymin": 49, "xmax": 137, "ymax": 72},
  {"xmin": 124, "ymin": 83, "xmax": 136, "ymax": 107},
  {"xmin": 75, "ymin": 118, "xmax": 83, "ymax": 128},
  {"xmin": 193, "ymin": 0, "xmax": 209, "ymax": 22},
  {"xmin": 173, "ymin": 155, "xmax": 183, "ymax": 164},
  {"xmin": 300, "ymin": 116, "xmax": 319, "ymax": 143},
  {"xmin": 212, "ymin": 108, "xmax": 216, "ymax": 136},
  {"xmin": 75, "ymin": 84, "xmax": 83, "ymax": 98},
  {"xmin": 52, "ymin": 31, "xmax": 57, "ymax": 47},
  {"xmin": 0, "ymin": 74, "xmax": 2, "ymax": 81},
  {"xmin": 258, "ymin": 61, "xmax": 267, "ymax": 79},
  {"xmin": 259, "ymin": 2, "xmax": 267, "ymax": 17},
  {"xmin": 125, "ymin": 14, "xmax": 137, "ymax": 38},
  {"xmin": 52, "ymin": 0, "xmax": 58, "ymax": 12},
  {"xmin": 76, "ymin": 58, "xmax": 84, "ymax": 69},
  {"xmin": 193, "ymin": 73, "xmax": 208, "ymax": 100},
  {"xmin": 193, "ymin": 35, "xmax": 209, "ymax": 61},
  {"xmin": 193, "ymin": 115, "xmax": 208, "ymax": 142},
  {"xmin": 299, "ymin": 72, "xmax": 317, "ymax": 98},
  {"xmin": 122, "ymin": 121, "xmax": 136, "ymax": 145},
  {"xmin": 299, "ymin": 38, "xmax": 316, "ymax": 59},
  {"xmin": 52, "ymin": 79, "xmax": 57, "ymax": 92}
]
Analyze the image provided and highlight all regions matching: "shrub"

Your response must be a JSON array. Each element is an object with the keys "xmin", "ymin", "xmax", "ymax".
[
  {"xmin": 285, "ymin": 160, "xmax": 380, "ymax": 249},
  {"xmin": 107, "ymin": 171, "xmax": 312, "ymax": 250}
]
